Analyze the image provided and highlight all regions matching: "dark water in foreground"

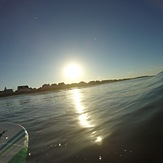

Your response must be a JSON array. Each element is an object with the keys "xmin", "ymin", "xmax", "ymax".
[{"xmin": 0, "ymin": 73, "xmax": 163, "ymax": 163}]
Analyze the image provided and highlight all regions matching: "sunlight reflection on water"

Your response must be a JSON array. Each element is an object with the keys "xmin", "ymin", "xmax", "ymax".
[
  {"xmin": 72, "ymin": 89, "xmax": 103, "ymax": 145},
  {"xmin": 1, "ymin": 76, "xmax": 162, "ymax": 162}
]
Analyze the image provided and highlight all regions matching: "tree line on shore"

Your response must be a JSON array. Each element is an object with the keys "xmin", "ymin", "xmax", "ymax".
[{"xmin": 0, "ymin": 76, "xmax": 151, "ymax": 98}]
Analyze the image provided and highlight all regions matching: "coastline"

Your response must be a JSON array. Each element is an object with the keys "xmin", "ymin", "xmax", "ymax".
[{"xmin": 0, "ymin": 76, "xmax": 152, "ymax": 98}]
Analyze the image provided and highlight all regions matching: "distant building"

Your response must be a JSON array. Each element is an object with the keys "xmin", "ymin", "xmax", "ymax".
[
  {"xmin": 0, "ymin": 87, "xmax": 14, "ymax": 96},
  {"xmin": 4, "ymin": 89, "xmax": 13, "ymax": 94},
  {"xmin": 17, "ymin": 85, "xmax": 31, "ymax": 92},
  {"xmin": 4, "ymin": 87, "xmax": 13, "ymax": 93}
]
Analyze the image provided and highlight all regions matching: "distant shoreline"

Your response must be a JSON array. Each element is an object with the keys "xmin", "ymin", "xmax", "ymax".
[{"xmin": 0, "ymin": 76, "xmax": 153, "ymax": 98}]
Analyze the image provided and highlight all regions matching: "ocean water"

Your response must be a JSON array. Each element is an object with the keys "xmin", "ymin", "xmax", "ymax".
[{"xmin": 0, "ymin": 73, "xmax": 163, "ymax": 163}]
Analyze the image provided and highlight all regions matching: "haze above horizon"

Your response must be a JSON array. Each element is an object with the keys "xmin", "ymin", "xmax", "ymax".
[{"xmin": 0, "ymin": 0, "xmax": 163, "ymax": 90}]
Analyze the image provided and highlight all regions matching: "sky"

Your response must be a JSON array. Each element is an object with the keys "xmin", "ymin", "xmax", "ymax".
[{"xmin": 0, "ymin": 0, "xmax": 163, "ymax": 90}]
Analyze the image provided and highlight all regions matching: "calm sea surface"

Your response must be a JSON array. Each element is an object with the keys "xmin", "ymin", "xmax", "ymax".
[{"xmin": 0, "ymin": 73, "xmax": 163, "ymax": 163}]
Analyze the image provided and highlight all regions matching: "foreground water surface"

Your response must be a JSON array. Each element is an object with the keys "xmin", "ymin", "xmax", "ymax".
[{"xmin": 0, "ymin": 73, "xmax": 163, "ymax": 163}]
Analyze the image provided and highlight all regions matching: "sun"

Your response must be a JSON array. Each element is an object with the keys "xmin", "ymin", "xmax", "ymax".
[{"xmin": 64, "ymin": 63, "xmax": 82, "ymax": 82}]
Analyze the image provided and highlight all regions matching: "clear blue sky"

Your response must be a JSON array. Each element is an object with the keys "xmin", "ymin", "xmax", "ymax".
[{"xmin": 0, "ymin": 0, "xmax": 163, "ymax": 90}]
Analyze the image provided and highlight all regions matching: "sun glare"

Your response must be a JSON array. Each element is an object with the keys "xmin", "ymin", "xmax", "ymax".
[{"xmin": 64, "ymin": 63, "xmax": 82, "ymax": 82}]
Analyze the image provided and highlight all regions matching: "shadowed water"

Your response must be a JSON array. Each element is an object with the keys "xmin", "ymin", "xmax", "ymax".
[{"xmin": 0, "ymin": 73, "xmax": 163, "ymax": 163}]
